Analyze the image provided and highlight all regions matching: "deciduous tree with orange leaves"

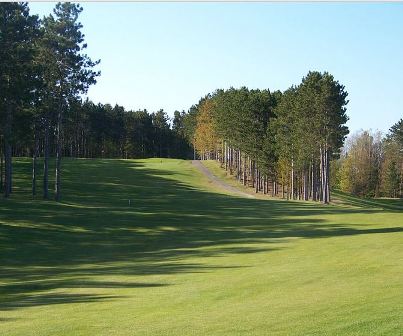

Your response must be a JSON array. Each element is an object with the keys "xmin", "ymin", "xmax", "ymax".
[{"xmin": 193, "ymin": 98, "xmax": 220, "ymax": 160}]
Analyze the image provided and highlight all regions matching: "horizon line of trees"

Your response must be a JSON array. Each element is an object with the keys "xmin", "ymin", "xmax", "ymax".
[{"xmin": 2, "ymin": 99, "xmax": 192, "ymax": 159}]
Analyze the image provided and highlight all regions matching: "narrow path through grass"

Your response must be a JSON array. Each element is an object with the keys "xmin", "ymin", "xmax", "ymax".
[{"xmin": 192, "ymin": 160, "xmax": 255, "ymax": 198}]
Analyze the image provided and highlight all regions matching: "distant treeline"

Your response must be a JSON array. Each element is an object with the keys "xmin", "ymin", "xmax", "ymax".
[
  {"xmin": 8, "ymin": 100, "xmax": 192, "ymax": 160},
  {"xmin": 333, "ymin": 123, "xmax": 403, "ymax": 198}
]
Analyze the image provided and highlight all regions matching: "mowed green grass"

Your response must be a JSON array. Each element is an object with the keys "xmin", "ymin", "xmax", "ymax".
[{"xmin": 0, "ymin": 158, "xmax": 402, "ymax": 336}]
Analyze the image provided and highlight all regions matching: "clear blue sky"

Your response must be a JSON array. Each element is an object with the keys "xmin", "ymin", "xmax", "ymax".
[{"xmin": 29, "ymin": 2, "xmax": 403, "ymax": 134}]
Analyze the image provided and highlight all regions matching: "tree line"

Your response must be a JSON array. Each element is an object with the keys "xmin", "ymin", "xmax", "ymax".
[
  {"xmin": 4, "ymin": 99, "xmax": 192, "ymax": 160},
  {"xmin": 189, "ymin": 77, "xmax": 402, "ymax": 201},
  {"xmin": 334, "ymin": 120, "xmax": 403, "ymax": 198},
  {"xmin": 189, "ymin": 71, "xmax": 350, "ymax": 204}
]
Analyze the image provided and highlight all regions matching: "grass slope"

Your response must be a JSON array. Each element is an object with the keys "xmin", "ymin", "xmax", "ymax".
[{"xmin": 1, "ymin": 158, "xmax": 402, "ymax": 335}]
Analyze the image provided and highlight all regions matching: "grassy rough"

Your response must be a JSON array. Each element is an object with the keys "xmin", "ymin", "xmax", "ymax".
[{"xmin": 1, "ymin": 158, "xmax": 402, "ymax": 335}]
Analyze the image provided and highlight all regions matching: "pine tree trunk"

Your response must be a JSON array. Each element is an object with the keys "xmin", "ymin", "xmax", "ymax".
[
  {"xmin": 4, "ymin": 141, "xmax": 12, "ymax": 197},
  {"xmin": 297, "ymin": 176, "xmax": 300, "ymax": 200},
  {"xmin": 324, "ymin": 148, "xmax": 328, "ymax": 203},
  {"xmin": 310, "ymin": 161, "xmax": 315, "ymax": 201},
  {"xmin": 228, "ymin": 146, "xmax": 231, "ymax": 173},
  {"xmin": 243, "ymin": 154, "xmax": 247, "ymax": 185},
  {"xmin": 230, "ymin": 147, "xmax": 233, "ymax": 174},
  {"xmin": 325, "ymin": 147, "xmax": 330, "ymax": 203},
  {"xmin": 251, "ymin": 161, "xmax": 255, "ymax": 189},
  {"xmin": 261, "ymin": 174, "xmax": 264, "ymax": 192},
  {"xmin": 220, "ymin": 141, "xmax": 225, "ymax": 168},
  {"xmin": 319, "ymin": 146, "xmax": 324, "ymax": 202},
  {"xmin": 232, "ymin": 148, "xmax": 235, "ymax": 174},
  {"xmin": 0, "ymin": 144, "xmax": 3, "ymax": 192},
  {"xmin": 249, "ymin": 157, "xmax": 252, "ymax": 186},
  {"xmin": 43, "ymin": 121, "xmax": 49, "ymax": 199},
  {"xmin": 320, "ymin": 145, "xmax": 329, "ymax": 204},
  {"xmin": 32, "ymin": 128, "xmax": 38, "ymax": 197},
  {"xmin": 224, "ymin": 141, "xmax": 228, "ymax": 171},
  {"xmin": 400, "ymin": 162, "xmax": 403, "ymax": 198},
  {"xmin": 238, "ymin": 150, "xmax": 241, "ymax": 181},
  {"xmin": 237, "ymin": 150, "xmax": 240, "ymax": 179},
  {"xmin": 4, "ymin": 103, "xmax": 13, "ymax": 198},
  {"xmin": 304, "ymin": 170, "xmax": 308, "ymax": 200},
  {"xmin": 291, "ymin": 159, "xmax": 294, "ymax": 200},
  {"xmin": 321, "ymin": 147, "xmax": 325, "ymax": 203},
  {"xmin": 55, "ymin": 109, "xmax": 63, "ymax": 202},
  {"xmin": 324, "ymin": 153, "xmax": 326, "ymax": 202}
]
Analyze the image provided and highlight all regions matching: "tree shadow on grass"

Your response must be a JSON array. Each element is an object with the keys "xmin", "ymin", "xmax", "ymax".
[
  {"xmin": 332, "ymin": 190, "xmax": 403, "ymax": 211},
  {"xmin": 0, "ymin": 280, "xmax": 169, "ymax": 295},
  {"xmin": 1, "ymin": 293, "xmax": 126, "ymax": 311},
  {"xmin": 1, "ymin": 158, "xmax": 402, "ymax": 311}
]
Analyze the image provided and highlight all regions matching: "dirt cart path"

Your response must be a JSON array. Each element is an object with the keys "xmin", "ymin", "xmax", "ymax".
[{"xmin": 192, "ymin": 160, "xmax": 255, "ymax": 199}]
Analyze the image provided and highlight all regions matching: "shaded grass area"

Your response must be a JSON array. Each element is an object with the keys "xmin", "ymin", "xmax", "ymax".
[
  {"xmin": 332, "ymin": 189, "xmax": 403, "ymax": 210},
  {"xmin": 0, "ymin": 158, "xmax": 402, "ymax": 335}
]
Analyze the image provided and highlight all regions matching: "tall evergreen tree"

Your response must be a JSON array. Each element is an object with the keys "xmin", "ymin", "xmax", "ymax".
[
  {"xmin": 0, "ymin": 2, "xmax": 39, "ymax": 197},
  {"xmin": 40, "ymin": 2, "xmax": 100, "ymax": 201}
]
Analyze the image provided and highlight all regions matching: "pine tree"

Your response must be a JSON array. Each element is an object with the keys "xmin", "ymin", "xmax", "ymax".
[
  {"xmin": 0, "ymin": 3, "xmax": 39, "ymax": 197},
  {"xmin": 40, "ymin": 2, "xmax": 100, "ymax": 201}
]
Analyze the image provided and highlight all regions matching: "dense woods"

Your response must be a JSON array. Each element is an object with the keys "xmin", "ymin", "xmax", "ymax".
[
  {"xmin": 1, "ymin": 3, "xmax": 401, "ymax": 202},
  {"xmin": 10, "ymin": 100, "xmax": 192, "ymax": 160}
]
